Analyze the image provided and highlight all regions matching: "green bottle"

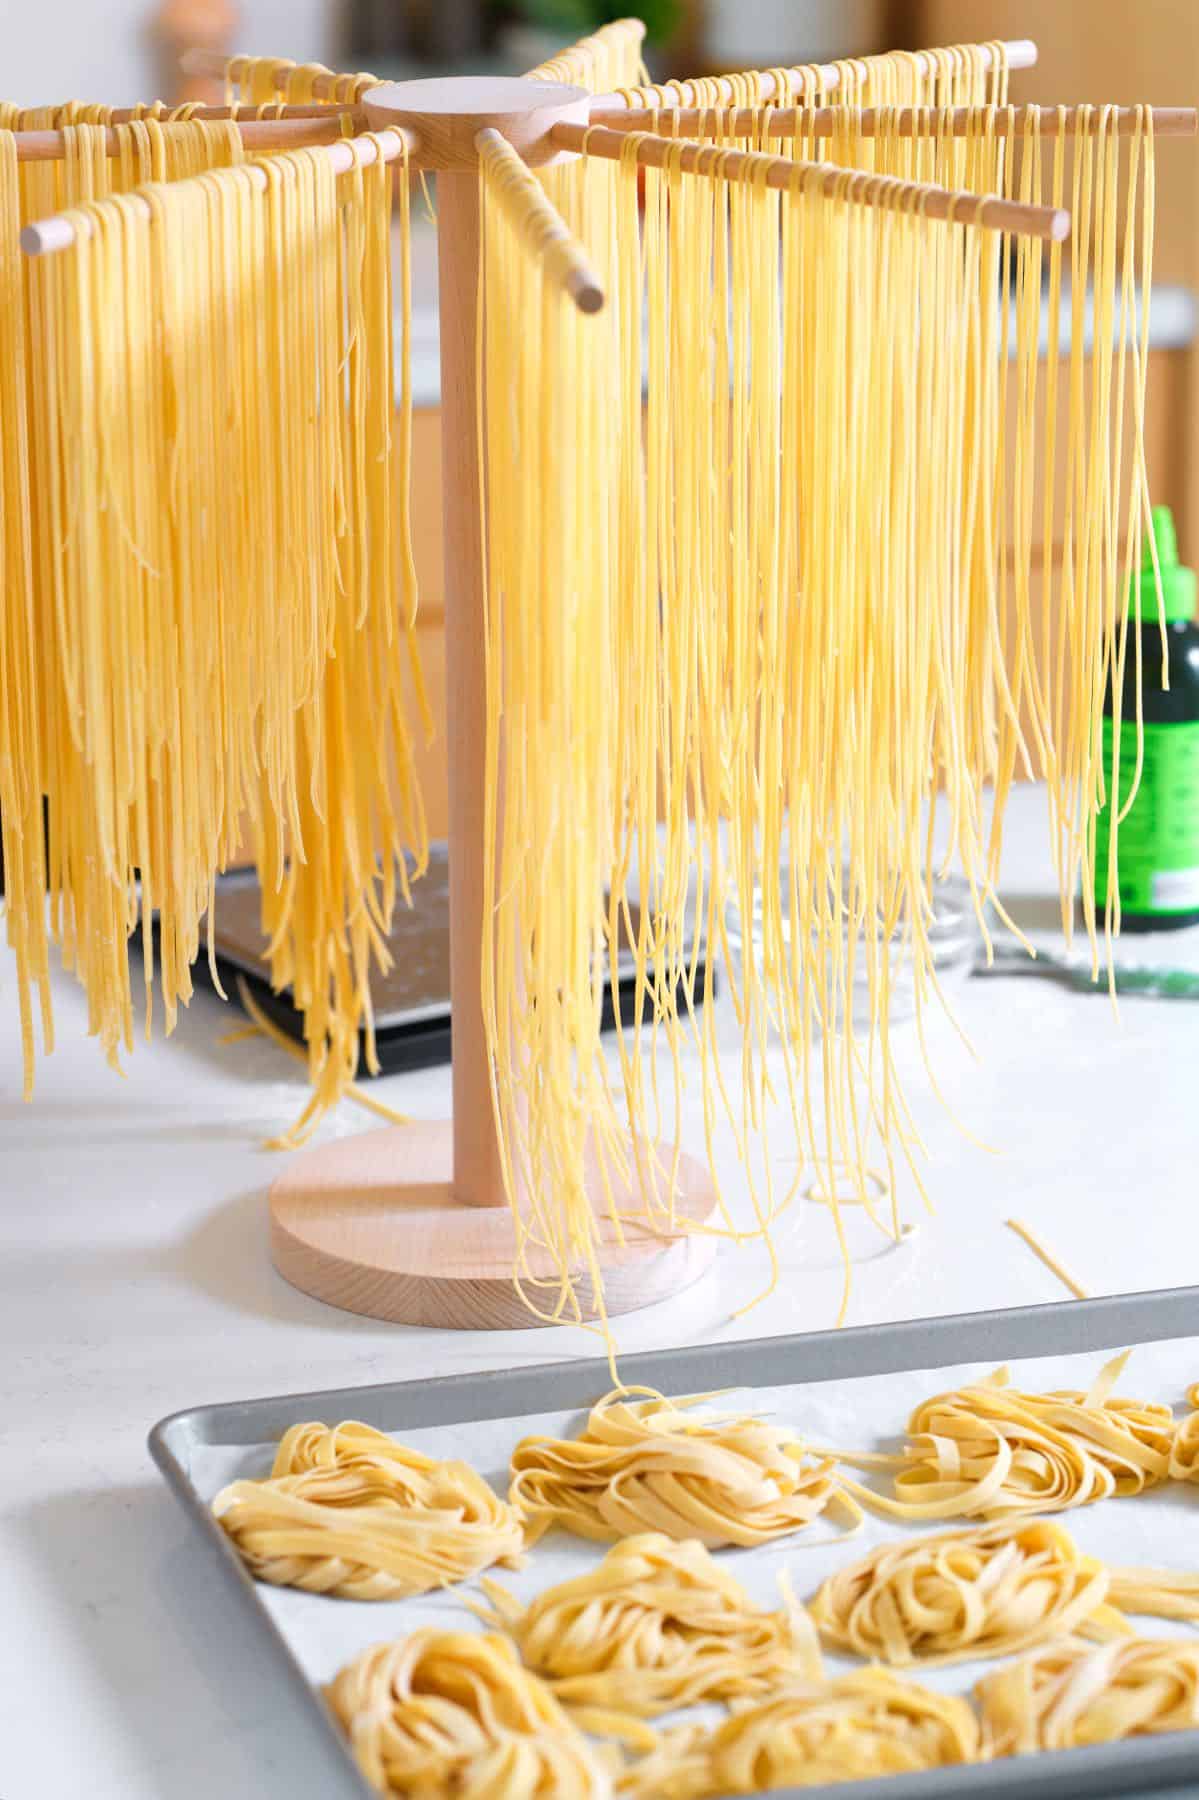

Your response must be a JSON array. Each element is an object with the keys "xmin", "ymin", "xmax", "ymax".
[{"xmin": 1093, "ymin": 505, "xmax": 1199, "ymax": 931}]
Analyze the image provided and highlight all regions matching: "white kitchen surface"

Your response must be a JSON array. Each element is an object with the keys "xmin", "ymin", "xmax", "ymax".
[{"xmin": 3, "ymin": 779, "xmax": 1198, "ymax": 1799}]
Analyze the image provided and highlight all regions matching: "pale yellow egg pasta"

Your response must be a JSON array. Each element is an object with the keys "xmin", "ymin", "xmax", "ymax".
[
  {"xmin": 1107, "ymin": 1565, "xmax": 1199, "ymax": 1623},
  {"xmin": 481, "ymin": 1532, "xmax": 822, "ymax": 1720},
  {"xmin": 212, "ymin": 1421, "xmax": 523, "ymax": 1599},
  {"xmin": 476, "ymin": 29, "xmax": 1159, "ymax": 1334},
  {"xmin": 832, "ymin": 1352, "xmax": 1174, "ymax": 1520},
  {"xmin": 976, "ymin": 1637, "xmax": 1199, "ymax": 1757},
  {"xmin": 509, "ymin": 1390, "xmax": 860, "ymax": 1547},
  {"xmin": 3, "ymin": 129, "xmax": 428, "ymax": 1142},
  {"xmin": 617, "ymin": 1670, "xmax": 981, "ymax": 1797},
  {"xmin": 809, "ymin": 1518, "xmax": 1127, "ymax": 1667},
  {"xmin": 1169, "ymin": 1382, "xmax": 1199, "ymax": 1481},
  {"xmin": 3, "ymin": 31, "xmax": 1166, "ymax": 1339},
  {"xmin": 327, "ymin": 1630, "xmax": 612, "ymax": 1799}
]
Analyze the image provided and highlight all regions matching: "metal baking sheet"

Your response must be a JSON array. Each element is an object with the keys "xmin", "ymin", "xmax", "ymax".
[{"xmin": 149, "ymin": 1288, "xmax": 1199, "ymax": 1800}]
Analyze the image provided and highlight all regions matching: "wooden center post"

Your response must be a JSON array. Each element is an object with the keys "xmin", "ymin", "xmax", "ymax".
[{"xmin": 269, "ymin": 78, "xmax": 719, "ymax": 1328}]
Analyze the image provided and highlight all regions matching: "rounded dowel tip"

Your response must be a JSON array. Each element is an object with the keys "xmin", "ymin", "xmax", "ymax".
[
  {"xmin": 571, "ymin": 272, "xmax": 605, "ymax": 314},
  {"xmin": 21, "ymin": 217, "xmax": 76, "ymax": 256},
  {"xmin": 1050, "ymin": 207, "xmax": 1072, "ymax": 243}
]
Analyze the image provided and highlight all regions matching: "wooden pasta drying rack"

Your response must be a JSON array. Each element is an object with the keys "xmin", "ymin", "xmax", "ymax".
[{"xmin": 16, "ymin": 28, "xmax": 1195, "ymax": 1330}]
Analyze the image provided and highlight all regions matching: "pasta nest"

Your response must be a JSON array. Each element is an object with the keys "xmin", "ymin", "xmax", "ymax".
[
  {"xmin": 976, "ymin": 1636, "xmax": 1199, "ymax": 1757},
  {"xmin": 1169, "ymin": 1381, "xmax": 1199, "ymax": 1480},
  {"xmin": 509, "ymin": 1389, "xmax": 858, "ymax": 1547},
  {"xmin": 835, "ymin": 1353, "xmax": 1173, "ymax": 1521},
  {"xmin": 212, "ymin": 1420, "xmax": 524, "ymax": 1599},
  {"xmin": 327, "ymin": 1629, "xmax": 611, "ymax": 1799},
  {"xmin": 618, "ymin": 1670, "xmax": 980, "ymax": 1797},
  {"xmin": 808, "ymin": 1517, "xmax": 1126, "ymax": 1668},
  {"xmin": 481, "ymin": 1532, "xmax": 822, "ymax": 1719}
]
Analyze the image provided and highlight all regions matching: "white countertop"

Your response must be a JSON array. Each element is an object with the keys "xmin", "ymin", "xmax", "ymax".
[{"xmin": 3, "ymin": 780, "xmax": 1198, "ymax": 1799}]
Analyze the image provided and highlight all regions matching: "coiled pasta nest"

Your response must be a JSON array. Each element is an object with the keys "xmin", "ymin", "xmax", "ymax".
[
  {"xmin": 481, "ymin": 1532, "xmax": 822, "ymax": 1719},
  {"xmin": 976, "ymin": 1636, "xmax": 1199, "ymax": 1756},
  {"xmin": 618, "ymin": 1670, "xmax": 980, "ymax": 1797},
  {"xmin": 509, "ymin": 1389, "xmax": 859, "ymax": 1547},
  {"xmin": 835, "ymin": 1353, "xmax": 1173, "ymax": 1522},
  {"xmin": 327, "ymin": 1629, "xmax": 611, "ymax": 1798},
  {"xmin": 213, "ymin": 1420, "xmax": 524, "ymax": 1599},
  {"xmin": 809, "ymin": 1517, "xmax": 1124, "ymax": 1667}
]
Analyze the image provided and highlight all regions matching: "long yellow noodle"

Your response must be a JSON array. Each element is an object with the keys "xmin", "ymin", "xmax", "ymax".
[
  {"xmin": 476, "ymin": 36, "xmax": 1137, "ymax": 1330},
  {"xmin": 2, "ymin": 35, "xmax": 1162, "ymax": 1337},
  {"xmin": 32, "ymin": 154, "xmax": 339, "ymax": 1061},
  {"xmin": 0, "ymin": 124, "xmax": 50, "ymax": 1094},
  {"xmin": 249, "ymin": 132, "xmax": 429, "ymax": 1145},
  {"xmin": 0, "ymin": 114, "xmax": 245, "ymax": 1092},
  {"xmin": 212, "ymin": 1419, "xmax": 524, "ymax": 1599},
  {"xmin": 1004, "ymin": 1216, "xmax": 1091, "ymax": 1299},
  {"xmin": 508, "ymin": 1389, "xmax": 859, "ymax": 1546},
  {"xmin": 326, "ymin": 1629, "xmax": 610, "ymax": 1799},
  {"xmin": 474, "ymin": 34, "xmax": 1157, "ymax": 1331},
  {"xmin": 976, "ymin": 1637, "xmax": 1199, "ymax": 1757},
  {"xmin": 481, "ymin": 1532, "xmax": 821, "ymax": 1720},
  {"xmin": 224, "ymin": 57, "xmax": 380, "ymax": 105},
  {"xmin": 1106, "ymin": 1564, "xmax": 1199, "ymax": 1622},
  {"xmin": 8, "ymin": 134, "xmax": 426, "ymax": 1133}
]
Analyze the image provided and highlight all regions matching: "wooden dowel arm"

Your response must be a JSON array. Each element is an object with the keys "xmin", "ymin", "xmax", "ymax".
[
  {"xmin": 474, "ymin": 127, "xmax": 604, "ymax": 314},
  {"xmin": 549, "ymin": 123, "xmax": 1072, "ymax": 241},
  {"xmin": 589, "ymin": 37, "xmax": 1037, "ymax": 110},
  {"xmin": 588, "ymin": 103, "xmax": 1198, "ymax": 139},
  {"xmin": 20, "ymin": 125, "xmax": 414, "ymax": 255},
  {"xmin": 12, "ymin": 115, "xmax": 362, "ymax": 162}
]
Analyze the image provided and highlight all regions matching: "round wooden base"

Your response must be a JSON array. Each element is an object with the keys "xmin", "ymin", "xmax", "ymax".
[{"xmin": 269, "ymin": 1122, "xmax": 720, "ymax": 1329}]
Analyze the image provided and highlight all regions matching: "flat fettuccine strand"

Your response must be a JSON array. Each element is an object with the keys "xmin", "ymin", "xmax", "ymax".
[
  {"xmin": 481, "ymin": 1532, "xmax": 821, "ymax": 1722},
  {"xmin": 509, "ymin": 1389, "xmax": 860, "ymax": 1547},
  {"xmin": 212, "ymin": 1420, "xmax": 523, "ymax": 1599},
  {"xmin": 1107, "ymin": 1564, "xmax": 1199, "ymax": 1622},
  {"xmin": 617, "ymin": 1670, "xmax": 980, "ymax": 1797},
  {"xmin": 1170, "ymin": 1381, "xmax": 1199, "ymax": 1480},
  {"xmin": 976, "ymin": 1637, "xmax": 1199, "ymax": 1756}
]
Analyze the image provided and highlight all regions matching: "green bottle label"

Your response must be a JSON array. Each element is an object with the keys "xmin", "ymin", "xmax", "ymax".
[{"xmin": 1094, "ymin": 718, "xmax": 1199, "ymax": 914}]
